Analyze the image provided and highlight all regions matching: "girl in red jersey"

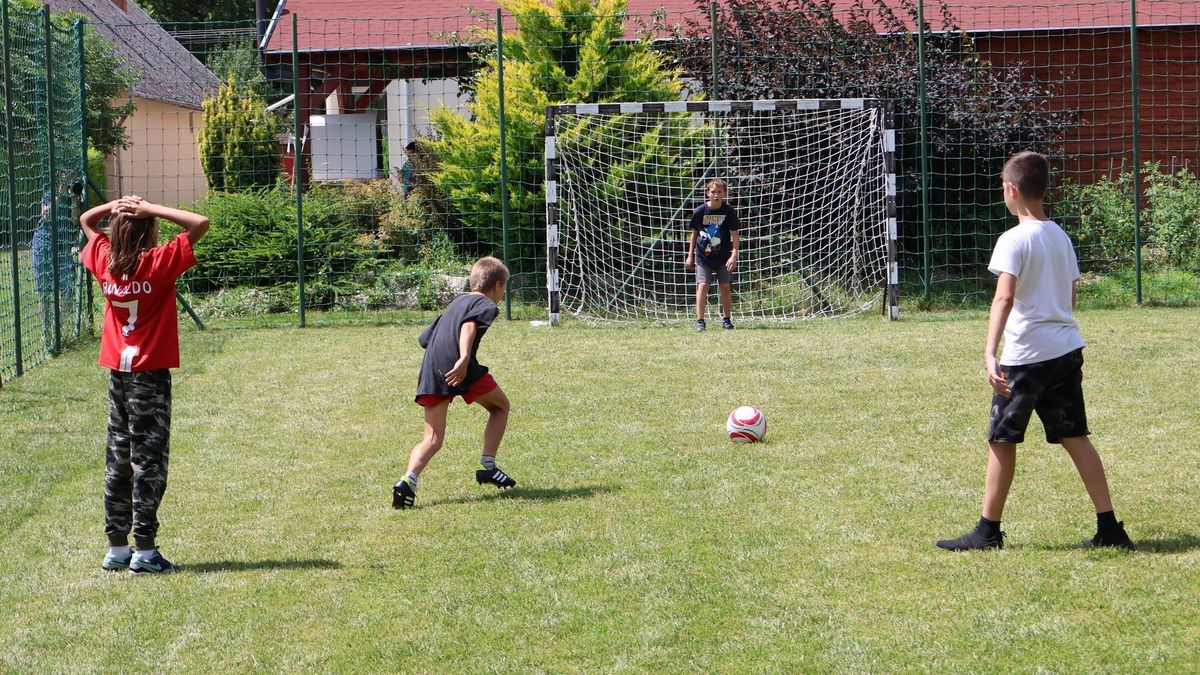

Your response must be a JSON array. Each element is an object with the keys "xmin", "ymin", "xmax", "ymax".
[{"xmin": 79, "ymin": 195, "xmax": 208, "ymax": 574}]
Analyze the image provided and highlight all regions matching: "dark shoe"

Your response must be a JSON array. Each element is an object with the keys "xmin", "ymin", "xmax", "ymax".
[
  {"xmin": 101, "ymin": 549, "xmax": 132, "ymax": 572},
  {"xmin": 695, "ymin": 319, "xmax": 706, "ymax": 332},
  {"xmin": 476, "ymin": 465, "xmax": 517, "ymax": 489},
  {"xmin": 1083, "ymin": 522, "xmax": 1135, "ymax": 550},
  {"xmin": 722, "ymin": 317, "xmax": 734, "ymax": 330},
  {"xmin": 936, "ymin": 528, "xmax": 1005, "ymax": 551},
  {"xmin": 392, "ymin": 477, "xmax": 416, "ymax": 509},
  {"xmin": 129, "ymin": 550, "xmax": 177, "ymax": 575}
]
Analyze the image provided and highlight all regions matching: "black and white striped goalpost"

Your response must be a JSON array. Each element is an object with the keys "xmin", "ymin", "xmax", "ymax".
[{"xmin": 545, "ymin": 98, "xmax": 899, "ymax": 324}]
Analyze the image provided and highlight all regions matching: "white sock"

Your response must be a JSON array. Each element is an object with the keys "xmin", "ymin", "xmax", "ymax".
[
  {"xmin": 135, "ymin": 548, "xmax": 157, "ymax": 558},
  {"xmin": 109, "ymin": 546, "xmax": 131, "ymax": 558},
  {"xmin": 403, "ymin": 471, "xmax": 418, "ymax": 490},
  {"xmin": 480, "ymin": 455, "xmax": 496, "ymax": 470}
]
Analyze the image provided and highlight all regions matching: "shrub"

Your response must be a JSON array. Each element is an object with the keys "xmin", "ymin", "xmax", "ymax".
[
  {"xmin": 183, "ymin": 184, "xmax": 475, "ymax": 313},
  {"xmin": 1144, "ymin": 164, "xmax": 1200, "ymax": 270},
  {"xmin": 1053, "ymin": 171, "xmax": 1136, "ymax": 270},
  {"xmin": 183, "ymin": 188, "xmax": 299, "ymax": 292},
  {"xmin": 1055, "ymin": 164, "xmax": 1200, "ymax": 273},
  {"xmin": 86, "ymin": 147, "xmax": 107, "ymax": 207}
]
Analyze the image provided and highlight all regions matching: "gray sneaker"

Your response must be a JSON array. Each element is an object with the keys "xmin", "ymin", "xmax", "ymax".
[
  {"xmin": 695, "ymin": 319, "xmax": 706, "ymax": 332},
  {"xmin": 101, "ymin": 549, "xmax": 132, "ymax": 572}
]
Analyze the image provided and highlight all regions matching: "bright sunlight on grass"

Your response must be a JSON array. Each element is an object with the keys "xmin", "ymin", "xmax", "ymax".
[{"xmin": 1, "ymin": 308, "xmax": 1197, "ymax": 671}]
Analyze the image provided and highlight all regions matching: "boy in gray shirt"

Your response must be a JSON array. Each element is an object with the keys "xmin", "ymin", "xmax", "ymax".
[{"xmin": 393, "ymin": 256, "xmax": 517, "ymax": 509}]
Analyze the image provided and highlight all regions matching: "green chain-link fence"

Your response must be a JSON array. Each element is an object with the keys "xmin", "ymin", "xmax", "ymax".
[
  {"xmin": 0, "ymin": 1, "xmax": 86, "ymax": 386},
  {"xmin": 2, "ymin": 0, "xmax": 1197, "ymax": 380}
]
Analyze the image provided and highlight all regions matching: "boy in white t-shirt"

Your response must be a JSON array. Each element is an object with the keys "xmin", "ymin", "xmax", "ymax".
[{"xmin": 937, "ymin": 151, "xmax": 1134, "ymax": 551}]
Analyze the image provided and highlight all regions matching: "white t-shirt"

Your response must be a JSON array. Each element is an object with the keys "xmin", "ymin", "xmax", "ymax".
[{"xmin": 988, "ymin": 219, "xmax": 1086, "ymax": 366}]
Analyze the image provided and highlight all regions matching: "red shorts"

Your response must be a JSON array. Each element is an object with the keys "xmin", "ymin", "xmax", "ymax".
[{"xmin": 416, "ymin": 373, "xmax": 498, "ymax": 407}]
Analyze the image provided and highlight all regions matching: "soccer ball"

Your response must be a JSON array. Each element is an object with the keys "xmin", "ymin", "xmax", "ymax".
[{"xmin": 726, "ymin": 406, "xmax": 767, "ymax": 443}]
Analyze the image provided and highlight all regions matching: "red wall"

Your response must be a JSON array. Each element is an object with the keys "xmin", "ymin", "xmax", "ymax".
[{"xmin": 974, "ymin": 26, "xmax": 1200, "ymax": 183}]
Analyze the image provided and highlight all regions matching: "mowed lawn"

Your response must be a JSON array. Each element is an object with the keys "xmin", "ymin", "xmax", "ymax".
[{"xmin": 1, "ymin": 308, "xmax": 1197, "ymax": 672}]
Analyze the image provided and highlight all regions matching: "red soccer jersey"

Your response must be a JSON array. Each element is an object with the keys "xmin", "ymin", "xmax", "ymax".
[{"xmin": 81, "ymin": 232, "xmax": 197, "ymax": 372}]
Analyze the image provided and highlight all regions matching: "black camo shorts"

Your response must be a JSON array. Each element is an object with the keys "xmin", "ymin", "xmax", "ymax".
[{"xmin": 988, "ymin": 347, "xmax": 1090, "ymax": 444}]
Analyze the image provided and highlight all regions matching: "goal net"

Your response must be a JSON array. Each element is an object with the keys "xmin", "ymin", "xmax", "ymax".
[{"xmin": 545, "ymin": 99, "xmax": 898, "ymax": 324}]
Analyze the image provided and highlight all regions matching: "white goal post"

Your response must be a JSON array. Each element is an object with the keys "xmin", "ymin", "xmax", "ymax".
[{"xmin": 544, "ymin": 99, "xmax": 899, "ymax": 324}]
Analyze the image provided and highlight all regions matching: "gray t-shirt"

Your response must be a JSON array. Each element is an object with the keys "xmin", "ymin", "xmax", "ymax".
[{"xmin": 415, "ymin": 293, "xmax": 499, "ymax": 399}]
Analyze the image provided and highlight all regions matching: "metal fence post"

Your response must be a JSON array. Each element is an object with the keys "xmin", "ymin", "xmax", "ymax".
[
  {"xmin": 3, "ymin": 1, "xmax": 24, "ymax": 376},
  {"xmin": 292, "ymin": 12, "xmax": 306, "ymax": 327},
  {"xmin": 76, "ymin": 20, "xmax": 92, "ymax": 337},
  {"xmin": 1129, "ymin": 0, "xmax": 1142, "ymax": 303},
  {"xmin": 916, "ymin": 0, "xmax": 932, "ymax": 302},
  {"xmin": 496, "ymin": 8, "xmax": 512, "ymax": 318},
  {"xmin": 43, "ymin": 5, "xmax": 61, "ymax": 354}
]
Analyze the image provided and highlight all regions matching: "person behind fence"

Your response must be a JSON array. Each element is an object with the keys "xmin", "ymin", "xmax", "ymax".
[
  {"xmin": 936, "ymin": 151, "xmax": 1134, "ymax": 552},
  {"xmin": 684, "ymin": 179, "xmax": 740, "ymax": 331},
  {"xmin": 31, "ymin": 189, "xmax": 72, "ymax": 344},
  {"xmin": 396, "ymin": 141, "xmax": 418, "ymax": 198},
  {"xmin": 79, "ymin": 194, "xmax": 209, "ymax": 574},
  {"xmin": 392, "ymin": 256, "xmax": 517, "ymax": 510}
]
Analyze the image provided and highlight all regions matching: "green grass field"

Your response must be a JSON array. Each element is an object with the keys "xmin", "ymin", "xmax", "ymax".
[{"xmin": 1, "ymin": 308, "xmax": 1197, "ymax": 671}]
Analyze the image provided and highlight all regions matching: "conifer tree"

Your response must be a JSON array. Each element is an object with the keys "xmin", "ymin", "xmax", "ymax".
[
  {"xmin": 430, "ymin": 0, "xmax": 687, "ymax": 273},
  {"xmin": 199, "ymin": 76, "xmax": 279, "ymax": 191}
]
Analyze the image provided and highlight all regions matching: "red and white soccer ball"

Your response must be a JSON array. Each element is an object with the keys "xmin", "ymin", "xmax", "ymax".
[{"xmin": 726, "ymin": 406, "xmax": 767, "ymax": 443}]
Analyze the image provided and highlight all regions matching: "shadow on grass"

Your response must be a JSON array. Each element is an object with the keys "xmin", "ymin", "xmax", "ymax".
[
  {"xmin": 1024, "ymin": 533, "xmax": 1200, "ymax": 553},
  {"xmin": 184, "ymin": 558, "xmax": 342, "ymax": 573},
  {"xmin": 425, "ymin": 484, "xmax": 616, "ymax": 508},
  {"xmin": 1119, "ymin": 534, "xmax": 1200, "ymax": 554}
]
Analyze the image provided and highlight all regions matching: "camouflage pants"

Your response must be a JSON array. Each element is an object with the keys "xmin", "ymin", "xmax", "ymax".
[{"xmin": 104, "ymin": 369, "xmax": 172, "ymax": 550}]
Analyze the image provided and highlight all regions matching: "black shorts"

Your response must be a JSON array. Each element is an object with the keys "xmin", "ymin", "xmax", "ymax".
[{"xmin": 988, "ymin": 347, "xmax": 1090, "ymax": 444}]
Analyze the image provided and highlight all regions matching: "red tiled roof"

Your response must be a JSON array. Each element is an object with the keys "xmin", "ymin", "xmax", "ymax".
[{"xmin": 262, "ymin": 0, "xmax": 1199, "ymax": 54}]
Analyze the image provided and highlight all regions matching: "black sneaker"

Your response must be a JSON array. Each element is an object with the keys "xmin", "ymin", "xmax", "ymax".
[
  {"xmin": 936, "ymin": 528, "xmax": 1005, "ymax": 551},
  {"xmin": 722, "ymin": 317, "xmax": 734, "ymax": 330},
  {"xmin": 392, "ymin": 477, "xmax": 416, "ymax": 509},
  {"xmin": 695, "ymin": 319, "xmax": 706, "ymax": 332},
  {"xmin": 1083, "ymin": 522, "xmax": 1135, "ymax": 550},
  {"xmin": 476, "ymin": 465, "xmax": 517, "ymax": 489},
  {"xmin": 128, "ymin": 550, "xmax": 177, "ymax": 575}
]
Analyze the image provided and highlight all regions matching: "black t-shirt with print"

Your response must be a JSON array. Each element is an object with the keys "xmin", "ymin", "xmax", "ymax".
[{"xmin": 689, "ymin": 202, "xmax": 740, "ymax": 266}]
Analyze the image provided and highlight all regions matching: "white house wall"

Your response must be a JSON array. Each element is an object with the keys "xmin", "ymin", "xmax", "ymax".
[{"xmin": 385, "ymin": 77, "xmax": 471, "ymax": 183}]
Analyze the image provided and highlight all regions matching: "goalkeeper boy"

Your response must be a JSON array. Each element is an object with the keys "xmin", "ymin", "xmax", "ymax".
[{"xmin": 684, "ymin": 179, "xmax": 740, "ymax": 330}]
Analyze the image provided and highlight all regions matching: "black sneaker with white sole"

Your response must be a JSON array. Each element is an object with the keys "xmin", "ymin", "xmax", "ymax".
[{"xmin": 476, "ymin": 465, "xmax": 517, "ymax": 489}]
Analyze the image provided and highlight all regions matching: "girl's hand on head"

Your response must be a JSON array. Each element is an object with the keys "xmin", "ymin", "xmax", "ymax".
[{"xmin": 115, "ymin": 197, "xmax": 153, "ymax": 218}]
